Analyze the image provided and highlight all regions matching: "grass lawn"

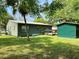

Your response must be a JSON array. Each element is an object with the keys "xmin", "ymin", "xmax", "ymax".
[{"xmin": 0, "ymin": 35, "xmax": 79, "ymax": 59}]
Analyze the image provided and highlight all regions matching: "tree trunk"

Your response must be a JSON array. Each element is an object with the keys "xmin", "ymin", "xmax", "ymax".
[
  {"xmin": 23, "ymin": 15, "xmax": 30, "ymax": 40},
  {"xmin": 4, "ymin": 26, "xmax": 7, "ymax": 35}
]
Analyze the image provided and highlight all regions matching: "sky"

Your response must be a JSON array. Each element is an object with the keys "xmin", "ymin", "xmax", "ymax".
[
  {"xmin": 6, "ymin": 0, "xmax": 53, "ymax": 22},
  {"xmin": 39, "ymin": 0, "xmax": 52, "ymax": 5}
]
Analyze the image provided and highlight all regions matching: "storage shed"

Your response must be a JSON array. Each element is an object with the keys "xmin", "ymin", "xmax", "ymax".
[
  {"xmin": 57, "ymin": 23, "xmax": 79, "ymax": 38},
  {"xmin": 7, "ymin": 20, "xmax": 52, "ymax": 37}
]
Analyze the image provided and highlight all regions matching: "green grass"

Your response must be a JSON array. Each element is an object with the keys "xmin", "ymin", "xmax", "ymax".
[
  {"xmin": 0, "ymin": 35, "xmax": 79, "ymax": 59},
  {"xmin": 0, "ymin": 36, "xmax": 16, "ymax": 38}
]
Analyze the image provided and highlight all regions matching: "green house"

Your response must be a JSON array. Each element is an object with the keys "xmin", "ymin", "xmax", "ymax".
[
  {"xmin": 7, "ymin": 20, "xmax": 52, "ymax": 37},
  {"xmin": 57, "ymin": 23, "xmax": 79, "ymax": 38}
]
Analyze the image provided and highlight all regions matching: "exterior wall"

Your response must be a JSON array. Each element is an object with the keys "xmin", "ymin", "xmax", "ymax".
[
  {"xmin": 18, "ymin": 24, "xmax": 52, "ymax": 36},
  {"xmin": 57, "ymin": 24, "xmax": 76, "ymax": 38},
  {"xmin": 7, "ymin": 20, "xmax": 18, "ymax": 36}
]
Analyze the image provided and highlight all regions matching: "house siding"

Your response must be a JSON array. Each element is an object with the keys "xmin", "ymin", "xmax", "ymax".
[
  {"xmin": 7, "ymin": 20, "xmax": 18, "ymax": 36},
  {"xmin": 57, "ymin": 24, "xmax": 76, "ymax": 38}
]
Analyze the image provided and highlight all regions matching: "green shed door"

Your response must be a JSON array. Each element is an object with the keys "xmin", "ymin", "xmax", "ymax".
[{"xmin": 57, "ymin": 24, "xmax": 76, "ymax": 38}]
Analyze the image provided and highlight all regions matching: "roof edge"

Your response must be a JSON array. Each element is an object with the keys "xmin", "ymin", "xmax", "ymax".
[
  {"xmin": 8, "ymin": 20, "xmax": 52, "ymax": 26},
  {"xmin": 57, "ymin": 22, "xmax": 79, "ymax": 26}
]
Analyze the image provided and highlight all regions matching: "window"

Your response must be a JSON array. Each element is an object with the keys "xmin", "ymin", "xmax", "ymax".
[{"xmin": 21, "ymin": 26, "xmax": 26, "ymax": 32}]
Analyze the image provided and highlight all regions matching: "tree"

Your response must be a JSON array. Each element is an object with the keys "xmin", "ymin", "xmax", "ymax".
[
  {"xmin": 0, "ymin": 6, "xmax": 14, "ymax": 34},
  {"xmin": 49, "ymin": 0, "xmax": 64, "ymax": 16},
  {"xmin": 38, "ymin": 0, "xmax": 64, "ymax": 24},
  {"xmin": 34, "ymin": 17, "xmax": 48, "ymax": 24},
  {"xmin": 6, "ymin": 0, "xmax": 39, "ymax": 40},
  {"xmin": 48, "ymin": 0, "xmax": 79, "ymax": 23}
]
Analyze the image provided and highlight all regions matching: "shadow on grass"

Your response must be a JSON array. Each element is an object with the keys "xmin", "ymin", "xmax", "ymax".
[
  {"xmin": 1, "ymin": 43, "xmax": 79, "ymax": 59},
  {"xmin": 0, "ymin": 36, "xmax": 53, "ymax": 46},
  {"xmin": 0, "ymin": 36, "xmax": 79, "ymax": 59}
]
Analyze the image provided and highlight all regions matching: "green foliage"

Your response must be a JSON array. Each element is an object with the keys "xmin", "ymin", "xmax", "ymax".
[
  {"xmin": 6, "ymin": 0, "xmax": 18, "ymax": 6},
  {"xmin": 6, "ymin": 0, "xmax": 39, "ymax": 15},
  {"xmin": 34, "ymin": 18, "xmax": 48, "ymax": 24},
  {"xmin": 0, "ymin": 6, "xmax": 13, "ymax": 32},
  {"xmin": 6, "ymin": 0, "xmax": 18, "ymax": 14},
  {"xmin": 49, "ymin": 0, "xmax": 64, "ymax": 16},
  {"xmin": 50, "ymin": 0, "xmax": 79, "ymax": 21},
  {"xmin": 19, "ymin": 0, "xmax": 39, "ymax": 16},
  {"xmin": 0, "ymin": 13, "xmax": 13, "ymax": 28}
]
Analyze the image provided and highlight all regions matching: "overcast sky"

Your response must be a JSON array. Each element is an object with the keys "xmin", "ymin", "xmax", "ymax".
[{"xmin": 6, "ymin": 0, "xmax": 52, "ymax": 22}]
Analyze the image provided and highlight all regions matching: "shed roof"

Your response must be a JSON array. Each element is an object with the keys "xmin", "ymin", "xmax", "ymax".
[
  {"xmin": 9, "ymin": 20, "xmax": 52, "ymax": 26},
  {"xmin": 57, "ymin": 22, "xmax": 79, "ymax": 26}
]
